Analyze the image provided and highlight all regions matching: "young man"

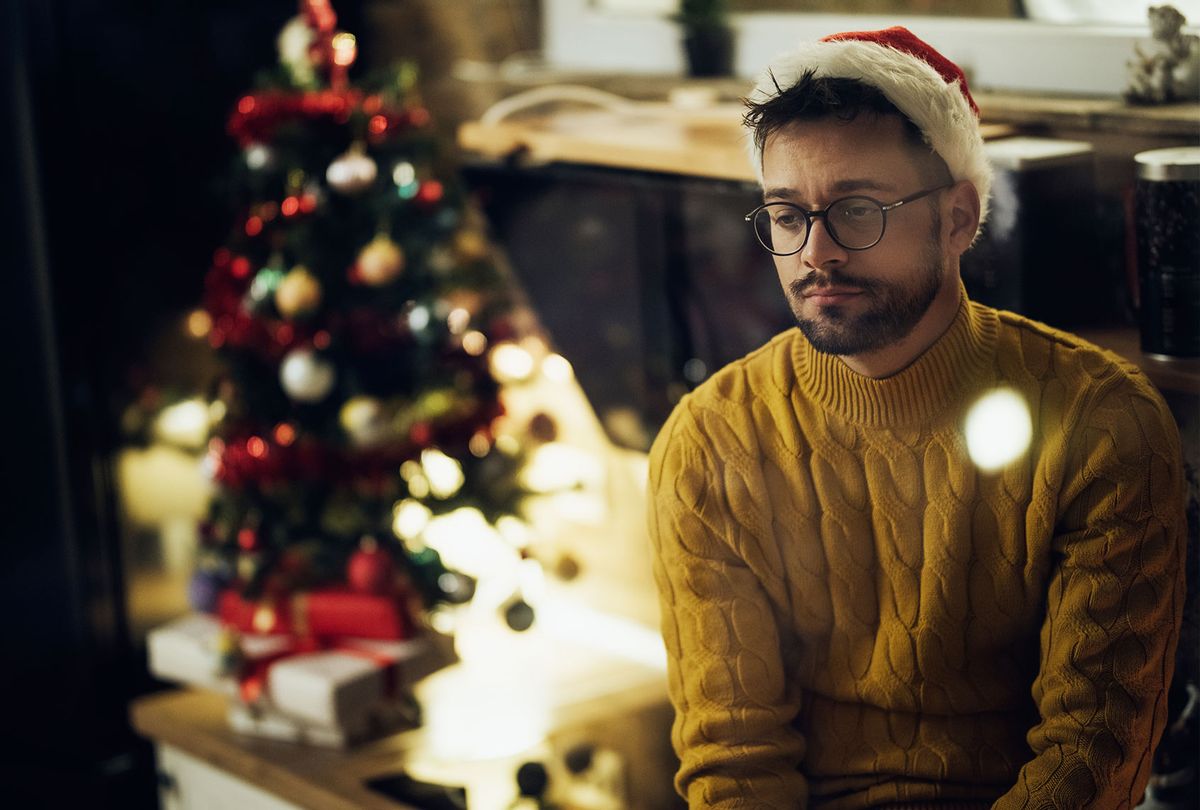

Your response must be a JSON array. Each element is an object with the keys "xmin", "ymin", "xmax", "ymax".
[{"xmin": 647, "ymin": 28, "xmax": 1186, "ymax": 808}]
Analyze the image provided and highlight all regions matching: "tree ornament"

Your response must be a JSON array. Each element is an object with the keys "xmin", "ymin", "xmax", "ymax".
[
  {"xmin": 528, "ymin": 412, "xmax": 558, "ymax": 443},
  {"xmin": 355, "ymin": 234, "xmax": 405, "ymax": 286},
  {"xmin": 274, "ymin": 265, "xmax": 322, "ymax": 319},
  {"xmin": 346, "ymin": 536, "xmax": 395, "ymax": 594},
  {"xmin": 453, "ymin": 228, "xmax": 490, "ymax": 262},
  {"xmin": 279, "ymin": 348, "xmax": 336, "ymax": 402},
  {"xmin": 244, "ymin": 143, "xmax": 275, "ymax": 171},
  {"xmin": 277, "ymin": 16, "xmax": 318, "ymax": 88},
  {"xmin": 503, "ymin": 595, "xmax": 536, "ymax": 632},
  {"xmin": 326, "ymin": 142, "xmax": 377, "ymax": 194},
  {"xmin": 188, "ymin": 569, "xmax": 225, "ymax": 613},
  {"xmin": 339, "ymin": 395, "xmax": 388, "ymax": 447}
]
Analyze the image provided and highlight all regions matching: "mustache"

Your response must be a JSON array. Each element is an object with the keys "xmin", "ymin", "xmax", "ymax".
[{"xmin": 788, "ymin": 269, "xmax": 880, "ymax": 298}]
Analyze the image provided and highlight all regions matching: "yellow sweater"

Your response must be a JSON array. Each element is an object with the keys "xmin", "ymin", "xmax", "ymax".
[{"xmin": 647, "ymin": 294, "xmax": 1186, "ymax": 809}]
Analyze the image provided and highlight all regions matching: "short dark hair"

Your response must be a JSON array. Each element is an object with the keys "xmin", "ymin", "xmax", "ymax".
[{"xmin": 743, "ymin": 71, "xmax": 951, "ymax": 183}]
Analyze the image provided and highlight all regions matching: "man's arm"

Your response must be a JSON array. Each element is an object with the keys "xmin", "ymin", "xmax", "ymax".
[
  {"xmin": 648, "ymin": 405, "xmax": 808, "ymax": 808},
  {"xmin": 994, "ymin": 382, "xmax": 1187, "ymax": 809}
]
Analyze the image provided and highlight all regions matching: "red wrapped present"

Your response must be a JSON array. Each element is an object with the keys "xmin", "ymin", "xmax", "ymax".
[{"xmin": 217, "ymin": 586, "xmax": 415, "ymax": 641}]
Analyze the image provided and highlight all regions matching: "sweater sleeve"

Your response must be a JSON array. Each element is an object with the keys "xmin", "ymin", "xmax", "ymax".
[
  {"xmin": 647, "ymin": 404, "xmax": 808, "ymax": 809},
  {"xmin": 993, "ymin": 382, "xmax": 1187, "ymax": 809}
]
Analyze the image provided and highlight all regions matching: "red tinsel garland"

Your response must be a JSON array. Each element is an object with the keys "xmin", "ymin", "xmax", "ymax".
[
  {"xmin": 212, "ymin": 398, "xmax": 505, "ymax": 491},
  {"xmin": 227, "ymin": 89, "xmax": 428, "ymax": 148}
]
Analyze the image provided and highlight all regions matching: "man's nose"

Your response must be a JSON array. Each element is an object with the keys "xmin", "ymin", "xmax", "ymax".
[{"xmin": 800, "ymin": 216, "xmax": 848, "ymax": 271}]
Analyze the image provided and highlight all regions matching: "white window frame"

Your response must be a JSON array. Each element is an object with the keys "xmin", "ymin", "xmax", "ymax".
[{"xmin": 545, "ymin": 0, "xmax": 1173, "ymax": 97}]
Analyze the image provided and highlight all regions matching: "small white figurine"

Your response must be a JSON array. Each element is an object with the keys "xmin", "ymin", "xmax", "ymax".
[{"xmin": 1126, "ymin": 5, "xmax": 1200, "ymax": 104}]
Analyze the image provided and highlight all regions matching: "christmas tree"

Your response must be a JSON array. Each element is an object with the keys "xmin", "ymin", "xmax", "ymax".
[{"xmin": 188, "ymin": 0, "xmax": 541, "ymax": 619}]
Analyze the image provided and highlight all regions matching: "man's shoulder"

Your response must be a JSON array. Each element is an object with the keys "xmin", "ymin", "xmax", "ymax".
[
  {"xmin": 648, "ymin": 329, "xmax": 801, "ymax": 462},
  {"xmin": 692, "ymin": 328, "xmax": 803, "ymax": 407},
  {"xmin": 990, "ymin": 306, "xmax": 1165, "ymax": 407}
]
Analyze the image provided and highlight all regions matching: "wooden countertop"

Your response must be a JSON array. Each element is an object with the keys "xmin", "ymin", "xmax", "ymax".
[
  {"xmin": 132, "ymin": 628, "xmax": 671, "ymax": 810},
  {"xmin": 459, "ymin": 103, "xmax": 1016, "ymax": 183}
]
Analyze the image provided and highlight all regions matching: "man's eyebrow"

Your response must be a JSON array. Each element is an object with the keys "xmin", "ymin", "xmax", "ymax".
[{"xmin": 762, "ymin": 179, "xmax": 897, "ymax": 202}]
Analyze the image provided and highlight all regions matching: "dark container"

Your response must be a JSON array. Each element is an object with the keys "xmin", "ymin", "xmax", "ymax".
[{"xmin": 1135, "ymin": 146, "xmax": 1200, "ymax": 358}]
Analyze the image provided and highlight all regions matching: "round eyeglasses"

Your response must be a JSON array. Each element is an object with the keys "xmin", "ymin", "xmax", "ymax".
[{"xmin": 745, "ymin": 185, "xmax": 950, "ymax": 255}]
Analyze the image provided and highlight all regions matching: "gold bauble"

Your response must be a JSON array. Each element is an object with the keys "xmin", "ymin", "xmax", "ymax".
[
  {"xmin": 274, "ymin": 266, "xmax": 322, "ymax": 318},
  {"xmin": 356, "ymin": 235, "xmax": 405, "ymax": 286}
]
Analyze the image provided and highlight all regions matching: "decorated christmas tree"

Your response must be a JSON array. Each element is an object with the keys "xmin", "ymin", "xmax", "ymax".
[{"xmin": 188, "ymin": 0, "xmax": 541, "ymax": 622}]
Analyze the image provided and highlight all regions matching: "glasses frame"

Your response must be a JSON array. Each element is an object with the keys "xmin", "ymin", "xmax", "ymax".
[{"xmin": 744, "ymin": 184, "xmax": 951, "ymax": 256}]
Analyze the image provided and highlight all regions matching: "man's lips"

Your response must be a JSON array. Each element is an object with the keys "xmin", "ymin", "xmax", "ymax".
[{"xmin": 802, "ymin": 286, "xmax": 864, "ymax": 303}]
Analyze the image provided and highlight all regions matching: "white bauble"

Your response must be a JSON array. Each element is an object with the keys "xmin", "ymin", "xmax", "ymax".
[
  {"xmin": 280, "ymin": 349, "xmax": 336, "ymax": 403},
  {"xmin": 326, "ymin": 144, "xmax": 378, "ymax": 194}
]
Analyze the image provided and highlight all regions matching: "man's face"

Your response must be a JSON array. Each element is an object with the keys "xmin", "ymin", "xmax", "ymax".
[{"xmin": 760, "ymin": 114, "xmax": 951, "ymax": 359}]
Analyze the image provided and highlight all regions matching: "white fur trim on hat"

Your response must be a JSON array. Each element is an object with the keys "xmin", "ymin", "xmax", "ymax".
[{"xmin": 745, "ymin": 38, "xmax": 993, "ymax": 229}]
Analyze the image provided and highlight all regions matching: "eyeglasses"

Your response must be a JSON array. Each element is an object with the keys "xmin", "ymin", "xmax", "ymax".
[{"xmin": 745, "ymin": 185, "xmax": 950, "ymax": 255}]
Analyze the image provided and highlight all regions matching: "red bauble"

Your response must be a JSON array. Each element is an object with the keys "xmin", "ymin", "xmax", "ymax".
[{"xmin": 346, "ymin": 538, "xmax": 394, "ymax": 594}]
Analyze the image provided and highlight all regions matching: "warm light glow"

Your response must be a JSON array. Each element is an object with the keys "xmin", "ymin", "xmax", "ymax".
[
  {"xmin": 246, "ymin": 436, "xmax": 268, "ymax": 459},
  {"xmin": 407, "ymin": 473, "xmax": 431, "ymax": 499},
  {"xmin": 521, "ymin": 442, "xmax": 604, "ymax": 493},
  {"xmin": 423, "ymin": 508, "xmax": 515, "ymax": 578},
  {"xmin": 252, "ymin": 605, "xmax": 277, "ymax": 634},
  {"xmin": 964, "ymin": 388, "xmax": 1033, "ymax": 472},
  {"xmin": 281, "ymin": 196, "xmax": 300, "ymax": 217},
  {"xmin": 421, "ymin": 448, "xmax": 465, "ymax": 499},
  {"xmin": 273, "ymin": 422, "xmax": 296, "ymax": 446},
  {"xmin": 541, "ymin": 601, "xmax": 668, "ymax": 671},
  {"xmin": 446, "ymin": 307, "xmax": 470, "ymax": 335},
  {"xmin": 153, "ymin": 398, "xmax": 211, "ymax": 449},
  {"xmin": 468, "ymin": 431, "xmax": 491, "ymax": 459},
  {"xmin": 392, "ymin": 498, "xmax": 432, "ymax": 541},
  {"xmin": 368, "ymin": 114, "xmax": 388, "ymax": 136},
  {"xmin": 541, "ymin": 353, "xmax": 573, "ymax": 382},
  {"xmin": 331, "ymin": 32, "xmax": 357, "ymax": 66},
  {"xmin": 461, "ymin": 330, "xmax": 487, "ymax": 356},
  {"xmin": 245, "ymin": 216, "xmax": 263, "ymax": 236},
  {"xmin": 496, "ymin": 515, "xmax": 531, "ymax": 549},
  {"xmin": 488, "ymin": 342, "xmax": 535, "ymax": 382},
  {"xmin": 185, "ymin": 309, "xmax": 212, "ymax": 339}
]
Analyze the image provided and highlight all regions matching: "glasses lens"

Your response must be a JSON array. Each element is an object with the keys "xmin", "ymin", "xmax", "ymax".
[
  {"xmin": 827, "ymin": 197, "xmax": 885, "ymax": 249},
  {"xmin": 752, "ymin": 205, "xmax": 807, "ymax": 255}
]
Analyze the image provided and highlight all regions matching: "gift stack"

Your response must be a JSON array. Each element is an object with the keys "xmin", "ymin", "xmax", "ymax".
[{"xmin": 148, "ymin": 568, "xmax": 455, "ymax": 748}]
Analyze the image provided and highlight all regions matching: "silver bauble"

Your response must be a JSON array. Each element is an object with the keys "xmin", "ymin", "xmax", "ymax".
[{"xmin": 279, "ymin": 349, "xmax": 336, "ymax": 402}]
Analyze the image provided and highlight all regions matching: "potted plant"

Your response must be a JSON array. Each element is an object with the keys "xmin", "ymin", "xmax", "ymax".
[{"xmin": 673, "ymin": 0, "xmax": 735, "ymax": 77}]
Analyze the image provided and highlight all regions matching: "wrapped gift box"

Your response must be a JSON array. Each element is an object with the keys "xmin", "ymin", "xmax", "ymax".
[
  {"xmin": 147, "ymin": 613, "xmax": 291, "ymax": 695},
  {"xmin": 217, "ymin": 587, "xmax": 414, "ymax": 640}
]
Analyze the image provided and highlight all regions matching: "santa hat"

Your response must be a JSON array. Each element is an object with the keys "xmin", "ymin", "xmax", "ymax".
[{"xmin": 745, "ymin": 27, "xmax": 992, "ymax": 228}]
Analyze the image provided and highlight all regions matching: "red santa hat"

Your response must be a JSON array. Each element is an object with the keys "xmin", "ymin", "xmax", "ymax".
[{"xmin": 745, "ymin": 26, "xmax": 993, "ymax": 228}]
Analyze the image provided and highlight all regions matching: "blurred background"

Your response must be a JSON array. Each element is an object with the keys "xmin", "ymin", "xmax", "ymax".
[{"xmin": 3, "ymin": 1, "xmax": 1197, "ymax": 808}]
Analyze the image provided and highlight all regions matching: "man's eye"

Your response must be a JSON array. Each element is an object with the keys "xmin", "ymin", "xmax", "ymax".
[
  {"xmin": 841, "ymin": 205, "xmax": 874, "ymax": 219},
  {"xmin": 773, "ymin": 212, "xmax": 802, "ymax": 228}
]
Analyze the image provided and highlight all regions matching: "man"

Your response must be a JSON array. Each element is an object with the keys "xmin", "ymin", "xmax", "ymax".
[{"xmin": 647, "ymin": 27, "xmax": 1186, "ymax": 809}]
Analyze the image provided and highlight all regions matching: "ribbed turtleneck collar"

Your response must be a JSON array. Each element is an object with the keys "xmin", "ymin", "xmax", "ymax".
[{"xmin": 794, "ymin": 285, "xmax": 999, "ymax": 426}]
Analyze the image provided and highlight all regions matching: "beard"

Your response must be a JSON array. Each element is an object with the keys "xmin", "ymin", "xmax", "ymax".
[{"xmin": 788, "ymin": 230, "xmax": 945, "ymax": 357}]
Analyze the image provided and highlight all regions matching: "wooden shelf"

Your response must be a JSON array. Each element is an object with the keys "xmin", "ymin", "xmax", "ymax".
[{"xmin": 1077, "ymin": 327, "xmax": 1200, "ymax": 396}]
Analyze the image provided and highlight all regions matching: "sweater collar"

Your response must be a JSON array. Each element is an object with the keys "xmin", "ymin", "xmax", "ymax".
[{"xmin": 793, "ymin": 283, "xmax": 998, "ymax": 426}]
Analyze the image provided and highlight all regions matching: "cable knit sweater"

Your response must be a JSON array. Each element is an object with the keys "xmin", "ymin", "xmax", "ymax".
[{"xmin": 647, "ymin": 292, "xmax": 1186, "ymax": 809}]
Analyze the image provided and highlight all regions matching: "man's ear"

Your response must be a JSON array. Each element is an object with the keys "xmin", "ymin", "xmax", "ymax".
[{"xmin": 945, "ymin": 179, "xmax": 981, "ymax": 254}]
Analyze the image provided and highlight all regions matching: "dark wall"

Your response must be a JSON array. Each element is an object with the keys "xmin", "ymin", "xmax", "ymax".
[{"xmin": 2, "ymin": 1, "xmax": 353, "ymax": 805}]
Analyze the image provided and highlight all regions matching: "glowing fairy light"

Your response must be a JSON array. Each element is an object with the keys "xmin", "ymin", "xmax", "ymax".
[
  {"xmin": 489, "ymin": 342, "xmax": 535, "ymax": 382},
  {"xmin": 421, "ymin": 448, "xmax": 465, "ymax": 499},
  {"xmin": 964, "ymin": 388, "xmax": 1033, "ymax": 472},
  {"xmin": 154, "ymin": 398, "xmax": 211, "ymax": 449},
  {"xmin": 541, "ymin": 353, "xmax": 573, "ymax": 382},
  {"xmin": 392, "ymin": 499, "xmax": 432, "ymax": 541}
]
